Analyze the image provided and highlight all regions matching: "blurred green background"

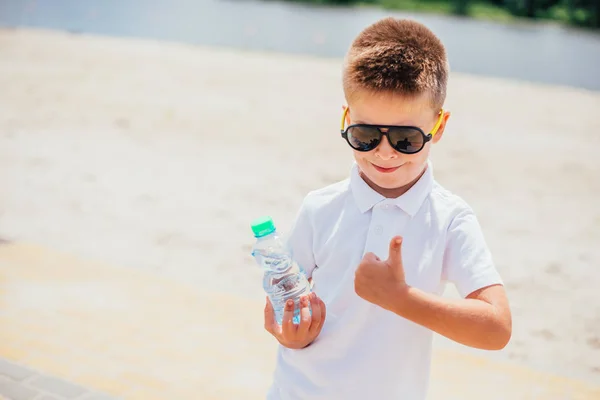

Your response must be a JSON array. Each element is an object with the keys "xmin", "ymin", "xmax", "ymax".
[{"xmin": 279, "ymin": 0, "xmax": 600, "ymax": 28}]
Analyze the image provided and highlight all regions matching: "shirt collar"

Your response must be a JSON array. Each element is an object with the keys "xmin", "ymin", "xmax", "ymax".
[{"xmin": 350, "ymin": 160, "xmax": 434, "ymax": 217}]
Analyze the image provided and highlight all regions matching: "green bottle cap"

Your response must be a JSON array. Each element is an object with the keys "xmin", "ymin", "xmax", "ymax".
[{"xmin": 251, "ymin": 216, "xmax": 276, "ymax": 237}]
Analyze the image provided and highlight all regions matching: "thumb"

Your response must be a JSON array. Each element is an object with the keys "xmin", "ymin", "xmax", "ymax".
[{"xmin": 387, "ymin": 236, "xmax": 403, "ymax": 268}]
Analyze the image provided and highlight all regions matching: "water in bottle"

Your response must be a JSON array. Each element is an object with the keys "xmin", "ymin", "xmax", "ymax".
[{"xmin": 250, "ymin": 216, "xmax": 312, "ymax": 325}]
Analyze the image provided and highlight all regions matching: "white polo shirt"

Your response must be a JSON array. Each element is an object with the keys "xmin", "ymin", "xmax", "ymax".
[{"xmin": 267, "ymin": 161, "xmax": 503, "ymax": 400}]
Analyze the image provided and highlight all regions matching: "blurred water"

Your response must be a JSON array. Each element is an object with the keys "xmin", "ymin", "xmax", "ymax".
[{"xmin": 0, "ymin": 0, "xmax": 599, "ymax": 90}]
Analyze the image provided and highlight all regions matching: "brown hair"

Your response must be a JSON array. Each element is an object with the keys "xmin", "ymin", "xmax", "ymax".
[{"xmin": 343, "ymin": 18, "xmax": 449, "ymax": 110}]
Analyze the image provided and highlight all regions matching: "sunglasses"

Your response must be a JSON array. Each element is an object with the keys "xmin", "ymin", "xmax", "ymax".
[{"xmin": 340, "ymin": 107, "xmax": 445, "ymax": 154}]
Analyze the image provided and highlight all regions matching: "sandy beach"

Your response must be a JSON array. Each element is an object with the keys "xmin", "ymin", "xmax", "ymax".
[{"xmin": 0, "ymin": 26, "xmax": 599, "ymax": 387}]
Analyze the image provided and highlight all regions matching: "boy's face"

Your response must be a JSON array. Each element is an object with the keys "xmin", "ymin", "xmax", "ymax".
[{"xmin": 344, "ymin": 91, "xmax": 450, "ymax": 198}]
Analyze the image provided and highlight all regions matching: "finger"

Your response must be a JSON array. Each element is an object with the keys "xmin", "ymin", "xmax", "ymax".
[
  {"xmin": 296, "ymin": 295, "xmax": 312, "ymax": 338},
  {"xmin": 387, "ymin": 236, "xmax": 403, "ymax": 268},
  {"xmin": 363, "ymin": 252, "xmax": 380, "ymax": 262},
  {"xmin": 264, "ymin": 296, "xmax": 280, "ymax": 335},
  {"xmin": 308, "ymin": 293, "xmax": 322, "ymax": 334},
  {"xmin": 281, "ymin": 299, "xmax": 297, "ymax": 339}
]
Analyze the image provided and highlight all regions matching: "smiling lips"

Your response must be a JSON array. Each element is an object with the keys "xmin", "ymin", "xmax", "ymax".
[{"xmin": 372, "ymin": 163, "xmax": 402, "ymax": 173}]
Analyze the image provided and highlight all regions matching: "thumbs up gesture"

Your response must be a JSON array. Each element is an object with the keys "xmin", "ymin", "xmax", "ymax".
[{"xmin": 354, "ymin": 236, "xmax": 409, "ymax": 311}]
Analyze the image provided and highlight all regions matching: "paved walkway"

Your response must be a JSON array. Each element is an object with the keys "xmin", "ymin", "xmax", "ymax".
[{"xmin": 1, "ymin": 241, "xmax": 599, "ymax": 399}]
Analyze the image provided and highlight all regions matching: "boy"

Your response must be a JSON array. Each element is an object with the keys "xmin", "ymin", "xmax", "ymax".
[{"xmin": 263, "ymin": 17, "xmax": 512, "ymax": 400}]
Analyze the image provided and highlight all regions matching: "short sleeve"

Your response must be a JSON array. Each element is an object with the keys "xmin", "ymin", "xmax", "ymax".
[
  {"xmin": 442, "ymin": 207, "xmax": 503, "ymax": 298},
  {"xmin": 286, "ymin": 197, "xmax": 317, "ymax": 278}
]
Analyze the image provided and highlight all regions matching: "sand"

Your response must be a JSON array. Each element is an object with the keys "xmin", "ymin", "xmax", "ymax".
[{"xmin": 0, "ymin": 27, "xmax": 599, "ymax": 386}]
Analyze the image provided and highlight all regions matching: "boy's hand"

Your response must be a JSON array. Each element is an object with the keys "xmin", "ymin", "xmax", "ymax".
[
  {"xmin": 264, "ymin": 292, "xmax": 326, "ymax": 350},
  {"xmin": 354, "ymin": 236, "xmax": 408, "ymax": 311}
]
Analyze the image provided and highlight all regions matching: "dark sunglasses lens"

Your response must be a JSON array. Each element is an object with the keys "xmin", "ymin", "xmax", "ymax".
[
  {"xmin": 346, "ymin": 126, "xmax": 381, "ymax": 151},
  {"xmin": 388, "ymin": 128, "xmax": 425, "ymax": 153}
]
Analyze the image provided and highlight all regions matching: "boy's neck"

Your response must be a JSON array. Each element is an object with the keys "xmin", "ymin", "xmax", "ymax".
[{"xmin": 359, "ymin": 165, "xmax": 428, "ymax": 199}]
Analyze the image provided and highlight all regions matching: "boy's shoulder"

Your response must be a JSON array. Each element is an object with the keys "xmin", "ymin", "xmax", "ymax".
[
  {"xmin": 300, "ymin": 176, "xmax": 352, "ymax": 213},
  {"xmin": 430, "ymin": 179, "xmax": 480, "ymax": 222}
]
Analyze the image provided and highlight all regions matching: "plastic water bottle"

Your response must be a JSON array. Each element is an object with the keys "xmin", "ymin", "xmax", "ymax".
[{"xmin": 250, "ymin": 216, "xmax": 312, "ymax": 325}]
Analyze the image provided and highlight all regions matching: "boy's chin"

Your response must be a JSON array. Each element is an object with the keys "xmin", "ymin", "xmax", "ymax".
[
  {"xmin": 366, "ymin": 173, "xmax": 407, "ymax": 190},
  {"xmin": 373, "ymin": 178, "xmax": 407, "ymax": 190}
]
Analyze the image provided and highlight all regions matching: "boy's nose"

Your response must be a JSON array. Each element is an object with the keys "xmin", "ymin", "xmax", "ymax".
[{"xmin": 374, "ymin": 135, "xmax": 398, "ymax": 160}]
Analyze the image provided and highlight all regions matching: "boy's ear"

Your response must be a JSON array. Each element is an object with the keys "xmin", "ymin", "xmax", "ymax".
[{"xmin": 432, "ymin": 111, "xmax": 451, "ymax": 144}]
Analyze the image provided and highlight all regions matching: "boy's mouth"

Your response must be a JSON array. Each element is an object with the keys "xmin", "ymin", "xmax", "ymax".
[{"xmin": 372, "ymin": 163, "xmax": 402, "ymax": 173}]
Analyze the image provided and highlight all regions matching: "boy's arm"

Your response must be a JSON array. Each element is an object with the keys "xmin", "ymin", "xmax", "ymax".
[
  {"xmin": 286, "ymin": 197, "xmax": 317, "ymax": 279},
  {"xmin": 389, "ymin": 279, "xmax": 511, "ymax": 351},
  {"xmin": 354, "ymin": 209, "xmax": 512, "ymax": 351}
]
